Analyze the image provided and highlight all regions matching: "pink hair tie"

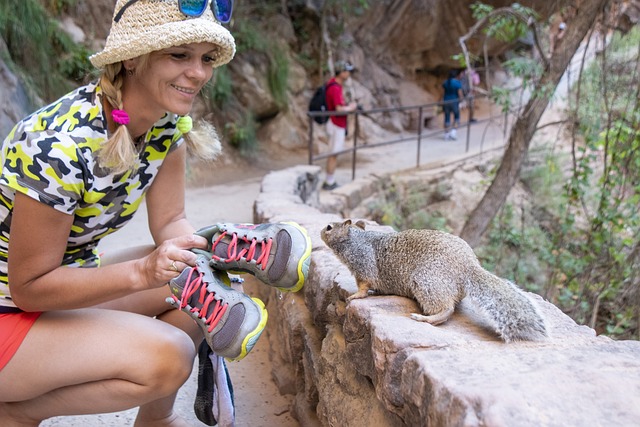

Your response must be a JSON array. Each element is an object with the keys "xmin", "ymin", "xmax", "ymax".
[{"xmin": 112, "ymin": 109, "xmax": 130, "ymax": 125}]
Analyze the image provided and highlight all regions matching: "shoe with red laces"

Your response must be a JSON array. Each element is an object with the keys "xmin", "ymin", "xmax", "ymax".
[
  {"xmin": 194, "ymin": 222, "xmax": 312, "ymax": 293},
  {"xmin": 167, "ymin": 255, "xmax": 267, "ymax": 361}
]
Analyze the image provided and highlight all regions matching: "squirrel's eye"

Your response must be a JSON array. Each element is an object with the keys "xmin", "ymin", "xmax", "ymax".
[{"xmin": 326, "ymin": 225, "xmax": 332, "ymax": 231}]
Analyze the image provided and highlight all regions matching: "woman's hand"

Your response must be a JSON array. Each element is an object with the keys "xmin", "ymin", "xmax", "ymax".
[{"xmin": 134, "ymin": 233, "xmax": 209, "ymax": 290}]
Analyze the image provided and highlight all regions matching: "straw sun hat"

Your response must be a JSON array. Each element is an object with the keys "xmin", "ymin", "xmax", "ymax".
[{"xmin": 90, "ymin": 0, "xmax": 236, "ymax": 68}]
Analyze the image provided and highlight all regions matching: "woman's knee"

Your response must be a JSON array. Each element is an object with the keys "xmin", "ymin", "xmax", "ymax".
[{"xmin": 136, "ymin": 327, "xmax": 196, "ymax": 397}]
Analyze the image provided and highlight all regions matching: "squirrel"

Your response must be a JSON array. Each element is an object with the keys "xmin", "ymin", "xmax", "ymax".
[{"xmin": 320, "ymin": 219, "xmax": 548, "ymax": 342}]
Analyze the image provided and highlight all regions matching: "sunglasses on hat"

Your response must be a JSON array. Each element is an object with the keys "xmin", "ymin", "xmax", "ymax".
[{"xmin": 114, "ymin": 0, "xmax": 233, "ymax": 24}]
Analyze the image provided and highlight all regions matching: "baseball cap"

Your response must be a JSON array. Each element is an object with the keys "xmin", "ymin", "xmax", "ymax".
[{"xmin": 335, "ymin": 60, "xmax": 356, "ymax": 73}]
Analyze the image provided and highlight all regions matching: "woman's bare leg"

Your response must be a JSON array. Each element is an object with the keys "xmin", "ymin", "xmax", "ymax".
[
  {"xmin": 0, "ymin": 246, "xmax": 203, "ymax": 426},
  {"xmin": 0, "ymin": 308, "xmax": 195, "ymax": 426},
  {"xmin": 100, "ymin": 245, "xmax": 204, "ymax": 426}
]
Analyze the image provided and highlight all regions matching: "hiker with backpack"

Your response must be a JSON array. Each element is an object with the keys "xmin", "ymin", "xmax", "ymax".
[
  {"xmin": 460, "ymin": 67, "xmax": 480, "ymax": 123},
  {"xmin": 317, "ymin": 60, "xmax": 358, "ymax": 190},
  {"xmin": 441, "ymin": 69, "xmax": 464, "ymax": 141}
]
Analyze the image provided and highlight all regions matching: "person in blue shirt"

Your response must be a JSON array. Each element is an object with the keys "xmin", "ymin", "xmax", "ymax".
[{"xmin": 442, "ymin": 70, "xmax": 464, "ymax": 140}]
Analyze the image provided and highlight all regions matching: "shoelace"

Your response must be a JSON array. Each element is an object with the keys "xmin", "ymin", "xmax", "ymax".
[
  {"xmin": 173, "ymin": 268, "xmax": 228, "ymax": 332},
  {"xmin": 211, "ymin": 231, "xmax": 273, "ymax": 271}
]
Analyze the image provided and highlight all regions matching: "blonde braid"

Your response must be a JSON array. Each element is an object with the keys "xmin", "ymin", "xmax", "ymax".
[
  {"xmin": 183, "ymin": 120, "xmax": 222, "ymax": 161},
  {"xmin": 98, "ymin": 63, "xmax": 138, "ymax": 174}
]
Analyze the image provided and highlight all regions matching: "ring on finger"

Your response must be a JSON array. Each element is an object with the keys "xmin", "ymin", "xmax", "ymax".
[{"xmin": 170, "ymin": 260, "xmax": 179, "ymax": 272}]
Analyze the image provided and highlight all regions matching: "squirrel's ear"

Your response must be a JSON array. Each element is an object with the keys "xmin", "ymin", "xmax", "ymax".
[
  {"xmin": 355, "ymin": 220, "xmax": 366, "ymax": 230},
  {"xmin": 343, "ymin": 219, "xmax": 352, "ymax": 226}
]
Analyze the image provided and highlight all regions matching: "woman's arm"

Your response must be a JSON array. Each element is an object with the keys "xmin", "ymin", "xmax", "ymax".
[
  {"xmin": 8, "ymin": 192, "xmax": 162, "ymax": 311},
  {"xmin": 336, "ymin": 102, "xmax": 357, "ymax": 113},
  {"xmin": 8, "ymin": 143, "xmax": 207, "ymax": 312},
  {"xmin": 145, "ymin": 142, "xmax": 197, "ymax": 243}
]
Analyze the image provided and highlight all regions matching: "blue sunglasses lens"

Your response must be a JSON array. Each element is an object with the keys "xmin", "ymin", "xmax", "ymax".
[
  {"xmin": 179, "ymin": 0, "xmax": 233, "ymax": 23},
  {"xmin": 213, "ymin": 0, "xmax": 232, "ymax": 23},
  {"xmin": 179, "ymin": 0, "xmax": 208, "ymax": 16}
]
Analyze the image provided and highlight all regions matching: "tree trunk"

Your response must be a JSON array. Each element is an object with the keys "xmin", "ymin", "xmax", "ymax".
[{"xmin": 459, "ymin": 0, "xmax": 609, "ymax": 248}]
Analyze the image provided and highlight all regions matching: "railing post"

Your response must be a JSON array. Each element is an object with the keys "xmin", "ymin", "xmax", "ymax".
[
  {"xmin": 504, "ymin": 109, "xmax": 508, "ymax": 138},
  {"xmin": 465, "ymin": 96, "xmax": 471, "ymax": 153},
  {"xmin": 417, "ymin": 106, "xmax": 423, "ymax": 168},
  {"xmin": 305, "ymin": 98, "xmax": 490, "ymax": 183},
  {"xmin": 308, "ymin": 116, "xmax": 314, "ymax": 165},
  {"xmin": 352, "ymin": 111, "xmax": 359, "ymax": 181}
]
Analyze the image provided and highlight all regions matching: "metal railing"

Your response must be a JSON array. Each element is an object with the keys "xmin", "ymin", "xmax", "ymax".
[{"xmin": 307, "ymin": 95, "xmax": 502, "ymax": 181}]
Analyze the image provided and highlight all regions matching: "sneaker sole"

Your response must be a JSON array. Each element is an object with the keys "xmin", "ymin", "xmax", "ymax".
[
  {"xmin": 278, "ymin": 221, "xmax": 312, "ymax": 293},
  {"xmin": 224, "ymin": 221, "xmax": 312, "ymax": 293},
  {"xmin": 227, "ymin": 297, "xmax": 268, "ymax": 362}
]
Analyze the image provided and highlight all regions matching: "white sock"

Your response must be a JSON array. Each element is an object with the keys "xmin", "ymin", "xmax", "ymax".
[{"xmin": 325, "ymin": 175, "xmax": 335, "ymax": 184}]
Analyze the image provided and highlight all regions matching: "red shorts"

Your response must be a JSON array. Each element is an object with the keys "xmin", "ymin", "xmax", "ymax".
[{"xmin": 0, "ymin": 311, "xmax": 42, "ymax": 371}]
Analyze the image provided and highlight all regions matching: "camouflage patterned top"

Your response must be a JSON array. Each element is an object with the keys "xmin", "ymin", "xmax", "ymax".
[{"xmin": 0, "ymin": 81, "xmax": 184, "ymax": 309}]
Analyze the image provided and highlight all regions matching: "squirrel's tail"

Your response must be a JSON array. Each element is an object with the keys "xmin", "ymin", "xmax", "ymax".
[{"xmin": 465, "ymin": 269, "xmax": 548, "ymax": 342}]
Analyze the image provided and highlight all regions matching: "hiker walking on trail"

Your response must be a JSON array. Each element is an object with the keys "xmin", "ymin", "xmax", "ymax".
[
  {"xmin": 0, "ymin": 1, "xmax": 311, "ymax": 426},
  {"xmin": 441, "ymin": 69, "xmax": 464, "ymax": 141},
  {"xmin": 460, "ymin": 67, "xmax": 480, "ymax": 123},
  {"xmin": 322, "ymin": 60, "xmax": 358, "ymax": 191}
]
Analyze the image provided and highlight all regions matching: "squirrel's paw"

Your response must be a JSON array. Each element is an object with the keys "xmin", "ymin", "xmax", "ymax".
[
  {"xmin": 410, "ymin": 307, "xmax": 454, "ymax": 325},
  {"xmin": 347, "ymin": 290, "xmax": 369, "ymax": 302}
]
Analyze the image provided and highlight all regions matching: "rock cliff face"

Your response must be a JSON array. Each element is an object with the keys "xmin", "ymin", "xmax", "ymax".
[
  {"xmin": 1, "ymin": 0, "xmax": 637, "ymax": 157},
  {"xmin": 0, "ymin": 0, "xmax": 565, "ymax": 148},
  {"xmin": 0, "ymin": 40, "xmax": 33, "ymax": 139}
]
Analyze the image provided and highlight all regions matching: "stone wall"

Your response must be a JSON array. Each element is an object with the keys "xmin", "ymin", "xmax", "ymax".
[{"xmin": 250, "ymin": 164, "xmax": 640, "ymax": 427}]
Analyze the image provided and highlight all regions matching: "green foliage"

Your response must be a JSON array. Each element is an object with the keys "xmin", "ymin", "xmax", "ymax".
[
  {"xmin": 232, "ymin": 21, "xmax": 290, "ymax": 112},
  {"xmin": 267, "ymin": 47, "xmax": 289, "ymax": 110},
  {"xmin": 490, "ymin": 87, "xmax": 513, "ymax": 114},
  {"xmin": 482, "ymin": 26, "xmax": 640, "ymax": 340},
  {"xmin": 555, "ymin": 105, "xmax": 640, "ymax": 337},
  {"xmin": 368, "ymin": 180, "xmax": 451, "ymax": 233},
  {"xmin": 224, "ymin": 112, "xmax": 258, "ymax": 157},
  {"xmin": 56, "ymin": 34, "xmax": 94, "ymax": 83},
  {"xmin": 46, "ymin": 0, "xmax": 77, "ymax": 15},
  {"xmin": 520, "ymin": 148, "xmax": 567, "ymax": 212},
  {"xmin": 574, "ymin": 26, "xmax": 640, "ymax": 144},
  {"xmin": 460, "ymin": 12, "xmax": 640, "ymax": 339},
  {"xmin": 470, "ymin": 2, "xmax": 538, "ymax": 42},
  {"xmin": 0, "ymin": 0, "xmax": 91, "ymax": 103},
  {"xmin": 452, "ymin": 52, "xmax": 481, "ymax": 69},
  {"xmin": 334, "ymin": 0, "xmax": 370, "ymax": 17},
  {"xmin": 477, "ymin": 203, "xmax": 549, "ymax": 293},
  {"xmin": 467, "ymin": 3, "xmax": 542, "ymax": 115},
  {"xmin": 233, "ymin": 21, "xmax": 268, "ymax": 54},
  {"xmin": 502, "ymin": 57, "xmax": 543, "ymax": 83},
  {"xmin": 202, "ymin": 66, "xmax": 233, "ymax": 110},
  {"xmin": 408, "ymin": 211, "xmax": 450, "ymax": 232}
]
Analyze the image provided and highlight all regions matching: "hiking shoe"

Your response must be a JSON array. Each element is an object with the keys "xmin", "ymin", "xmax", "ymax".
[
  {"xmin": 322, "ymin": 181, "xmax": 339, "ymax": 191},
  {"xmin": 194, "ymin": 222, "xmax": 312, "ymax": 293},
  {"xmin": 167, "ymin": 256, "xmax": 268, "ymax": 361}
]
